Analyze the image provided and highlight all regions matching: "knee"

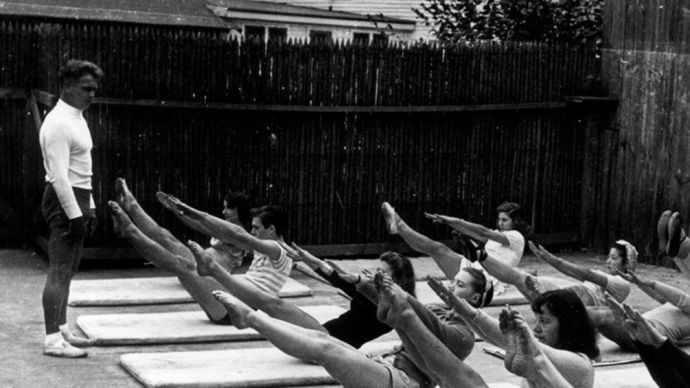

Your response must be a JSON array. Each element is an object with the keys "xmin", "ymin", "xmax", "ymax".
[{"xmin": 262, "ymin": 296, "xmax": 287, "ymax": 314}]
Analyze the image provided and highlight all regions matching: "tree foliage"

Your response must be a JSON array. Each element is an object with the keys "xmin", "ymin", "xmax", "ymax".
[{"xmin": 414, "ymin": 0, "xmax": 603, "ymax": 48}]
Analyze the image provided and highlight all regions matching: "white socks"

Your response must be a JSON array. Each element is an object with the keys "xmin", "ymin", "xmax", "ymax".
[{"xmin": 44, "ymin": 332, "xmax": 64, "ymax": 347}]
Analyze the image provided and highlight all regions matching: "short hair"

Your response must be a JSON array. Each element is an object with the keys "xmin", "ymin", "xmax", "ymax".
[
  {"xmin": 496, "ymin": 201, "xmax": 529, "ymax": 235},
  {"xmin": 462, "ymin": 267, "xmax": 493, "ymax": 307},
  {"xmin": 59, "ymin": 59, "xmax": 104, "ymax": 87},
  {"xmin": 531, "ymin": 289, "xmax": 599, "ymax": 359},
  {"xmin": 223, "ymin": 191, "xmax": 252, "ymax": 230},
  {"xmin": 251, "ymin": 205, "xmax": 288, "ymax": 237},
  {"xmin": 379, "ymin": 251, "xmax": 416, "ymax": 297}
]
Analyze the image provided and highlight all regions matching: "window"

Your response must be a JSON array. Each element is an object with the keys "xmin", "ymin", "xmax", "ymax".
[
  {"xmin": 268, "ymin": 27, "xmax": 288, "ymax": 44},
  {"xmin": 245, "ymin": 25, "xmax": 265, "ymax": 43},
  {"xmin": 352, "ymin": 32, "xmax": 370, "ymax": 45},
  {"xmin": 372, "ymin": 33, "xmax": 388, "ymax": 46},
  {"xmin": 309, "ymin": 30, "xmax": 332, "ymax": 45}
]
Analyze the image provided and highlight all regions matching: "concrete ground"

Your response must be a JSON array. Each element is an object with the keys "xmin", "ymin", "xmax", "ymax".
[{"xmin": 1, "ymin": 247, "xmax": 688, "ymax": 388}]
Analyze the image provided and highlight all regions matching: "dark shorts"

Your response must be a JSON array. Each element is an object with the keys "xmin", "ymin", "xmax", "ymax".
[{"xmin": 41, "ymin": 184, "xmax": 93, "ymax": 230}]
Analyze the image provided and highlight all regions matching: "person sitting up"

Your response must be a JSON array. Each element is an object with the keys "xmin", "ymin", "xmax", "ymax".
[
  {"xmin": 429, "ymin": 279, "xmax": 598, "ymax": 388},
  {"xmin": 108, "ymin": 178, "xmax": 252, "ymax": 323}
]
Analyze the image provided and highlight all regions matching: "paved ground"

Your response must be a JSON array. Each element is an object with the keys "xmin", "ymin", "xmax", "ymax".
[{"xmin": 1, "ymin": 247, "xmax": 688, "ymax": 388}]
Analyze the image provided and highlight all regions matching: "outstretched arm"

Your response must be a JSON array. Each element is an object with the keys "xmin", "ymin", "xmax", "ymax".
[
  {"xmin": 529, "ymin": 242, "xmax": 606, "ymax": 286},
  {"xmin": 161, "ymin": 192, "xmax": 282, "ymax": 260},
  {"xmin": 618, "ymin": 271, "xmax": 690, "ymax": 312},
  {"xmin": 425, "ymin": 212, "xmax": 509, "ymax": 246}
]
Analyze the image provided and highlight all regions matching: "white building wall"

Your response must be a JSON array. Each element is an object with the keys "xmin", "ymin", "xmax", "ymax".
[{"xmin": 256, "ymin": 0, "xmax": 434, "ymax": 41}]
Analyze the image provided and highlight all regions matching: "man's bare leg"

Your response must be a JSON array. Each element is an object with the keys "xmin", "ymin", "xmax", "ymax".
[
  {"xmin": 109, "ymin": 201, "xmax": 229, "ymax": 321},
  {"xmin": 189, "ymin": 240, "xmax": 326, "ymax": 331},
  {"xmin": 115, "ymin": 178, "xmax": 190, "ymax": 258},
  {"xmin": 212, "ymin": 291, "xmax": 392, "ymax": 388}
]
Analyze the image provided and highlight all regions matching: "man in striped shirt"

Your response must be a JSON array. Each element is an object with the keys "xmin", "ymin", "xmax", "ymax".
[{"xmin": 158, "ymin": 195, "xmax": 323, "ymax": 329}]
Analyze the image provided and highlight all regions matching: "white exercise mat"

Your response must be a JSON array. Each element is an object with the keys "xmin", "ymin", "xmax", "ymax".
[
  {"xmin": 120, "ymin": 340, "xmax": 401, "ymax": 388},
  {"xmin": 415, "ymin": 281, "xmax": 529, "ymax": 306},
  {"xmin": 78, "ymin": 305, "xmax": 346, "ymax": 345},
  {"xmin": 68, "ymin": 276, "xmax": 311, "ymax": 306}
]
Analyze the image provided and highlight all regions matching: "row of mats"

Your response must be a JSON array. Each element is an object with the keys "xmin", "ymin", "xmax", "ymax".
[{"xmin": 69, "ymin": 257, "xmax": 659, "ymax": 387}]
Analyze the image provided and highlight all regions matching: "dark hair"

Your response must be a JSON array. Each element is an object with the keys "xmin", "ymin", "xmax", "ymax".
[
  {"xmin": 531, "ymin": 289, "xmax": 599, "ymax": 359},
  {"xmin": 611, "ymin": 242, "xmax": 628, "ymax": 269},
  {"xmin": 224, "ymin": 191, "xmax": 252, "ymax": 230},
  {"xmin": 462, "ymin": 267, "xmax": 493, "ymax": 307},
  {"xmin": 379, "ymin": 252, "xmax": 416, "ymax": 297},
  {"xmin": 251, "ymin": 205, "xmax": 288, "ymax": 237},
  {"xmin": 59, "ymin": 59, "xmax": 104, "ymax": 87},
  {"xmin": 496, "ymin": 201, "xmax": 530, "ymax": 235}
]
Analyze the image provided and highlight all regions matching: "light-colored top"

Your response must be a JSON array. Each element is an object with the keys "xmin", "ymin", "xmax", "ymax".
[
  {"xmin": 575, "ymin": 269, "xmax": 630, "ymax": 306},
  {"xmin": 484, "ymin": 229, "xmax": 525, "ymax": 267},
  {"xmin": 463, "ymin": 229, "xmax": 525, "ymax": 292},
  {"xmin": 244, "ymin": 245, "xmax": 292, "ymax": 295},
  {"xmin": 39, "ymin": 99, "xmax": 94, "ymax": 219}
]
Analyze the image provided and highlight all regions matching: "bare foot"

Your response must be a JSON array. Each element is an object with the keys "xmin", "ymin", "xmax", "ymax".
[
  {"xmin": 156, "ymin": 191, "xmax": 176, "ymax": 212},
  {"xmin": 212, "ymin": 290, "xmax": 253, "ymax": 329},
  {"xmin": 524, "ymin": 275, "xmax": 542, "ymax": 300},
  {"xmin": 108, "ymin": 201, "xmax": 136, "ymax": 237},
  {"xmin": 381, "ymin": 202, "xmax": 399, "ymax": 234},
  {"xmin": 501, "ymin": 310, "xmax": 536, "ymax": 378},
  {"xmin": 115, "ymin": 178, "xmax": 137, "ymax": 212},
  {"xmin": 187, "ymin": 240, "xmax": 217, "ymax": 276}
]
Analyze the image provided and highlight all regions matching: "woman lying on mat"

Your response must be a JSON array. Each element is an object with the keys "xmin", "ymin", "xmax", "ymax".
[
  {"xmin": 108, "ymin": 178, "xmax": 254, "ymax": 323},
  {"xmin": 608, "ymin": 297, "xmax": 690, "ymax": 388},
  {"xmin": 283, "ymin": 243, "xmax": 417, "ymax": 348},
  {"xmin": 429, "ymin": 280, "xmax": 597, "ymax": 388},
  {"xmin": 207, "ymin": 270, "xmax": 486, "ymax": 388},
  {"xmin": 419, "ymin": 201, "xmax": 528, "ymax": 295}
]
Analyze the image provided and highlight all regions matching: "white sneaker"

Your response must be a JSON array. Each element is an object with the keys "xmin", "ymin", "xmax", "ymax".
[
  {"xmin": 61, "ymin": 331, "xmax": 95, "ymax": 347},
  {"xmin": 381, "ymin": 202, "xmax": 399, "ymax": 234},
  {"xmin": 44, "ymin": 339, "xmax": 88, "ymax": 358}
]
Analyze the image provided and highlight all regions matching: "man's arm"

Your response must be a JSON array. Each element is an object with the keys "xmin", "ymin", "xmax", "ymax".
[
  {"xmin": 43, "ymin": 124, "xmax": 82, "ymax": 219},
  {"xmin": 162, "ymin": 194, "xmax": 282, "ymax": 260}
]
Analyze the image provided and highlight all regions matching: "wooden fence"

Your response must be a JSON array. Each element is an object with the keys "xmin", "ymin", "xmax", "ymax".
[
  {"xmin": 0, "ymin": 18, "xmax": 604, "ymax": 255},
  {"xmin": 597, "ymin": 0, "xmax": 690, "ymax": 265}
]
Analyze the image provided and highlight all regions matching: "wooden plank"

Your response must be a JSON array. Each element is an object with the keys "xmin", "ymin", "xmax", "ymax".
[{"xmin": 88, "ymin": 96, "xmax": 569, "ymax": 113}]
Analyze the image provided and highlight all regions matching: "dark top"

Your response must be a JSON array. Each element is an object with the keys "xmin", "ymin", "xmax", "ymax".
[
  {"xmin": 315, "ymin": 268, "xmax": 393, "ymax": 348},
  {"xmin": 634, "ymin": 339, "xmax": 690, "ymax": 388}
]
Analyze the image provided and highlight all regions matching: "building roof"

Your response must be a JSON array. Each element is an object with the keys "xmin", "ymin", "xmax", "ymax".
[
  {"xmin": 207, "ymin": 0, "xmax": 414, "ymax": 25},
  {"xmin": 0, "ymin": 0, "xmax": 228, "ymax": 28}
]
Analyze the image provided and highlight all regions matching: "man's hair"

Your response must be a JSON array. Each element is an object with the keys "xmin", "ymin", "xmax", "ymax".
[
  {"xmin": 59, "ymin": 59, "xmax": 104, "ymax": 87},
  {"xmin": 251, "ymin": 205, "xmax": 288, "ymax": 237},
  {"xmin": 223, "ymin": 191, "xmax": 252, "ymax": 230}
]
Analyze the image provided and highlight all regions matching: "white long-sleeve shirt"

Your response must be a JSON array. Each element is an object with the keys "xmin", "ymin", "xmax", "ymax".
[{"xmin": 39, "ymin": 99, "xmax": 95, "ymax": 219}]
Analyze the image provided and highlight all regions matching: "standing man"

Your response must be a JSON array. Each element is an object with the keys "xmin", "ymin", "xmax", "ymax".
[{"xmin": 39, "ymin": 60, "xmax": 103, "ymax": 358}]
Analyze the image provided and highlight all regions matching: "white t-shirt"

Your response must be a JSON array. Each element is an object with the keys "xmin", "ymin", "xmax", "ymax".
[{"xmin": 484, "ymin": 229, "xmax": 525, "ymax": 267}]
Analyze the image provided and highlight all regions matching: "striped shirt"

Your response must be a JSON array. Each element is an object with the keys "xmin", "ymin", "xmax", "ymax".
[{"xmin": 244, "ymin": 243, "xmax": 292, "ymax": 295}]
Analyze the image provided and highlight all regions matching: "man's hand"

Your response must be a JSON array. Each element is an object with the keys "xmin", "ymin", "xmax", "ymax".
[{"xmin": 64, "ymin": 216, "xmax": 87, "ymax": 240}]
